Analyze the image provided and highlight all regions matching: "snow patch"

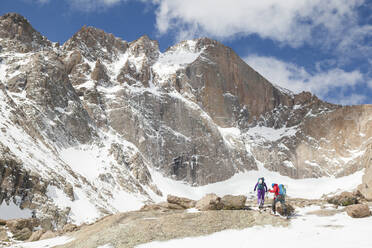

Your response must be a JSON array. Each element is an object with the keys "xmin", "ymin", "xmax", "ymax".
[
  {"xmin": 186, "ymin": 208, "xmax": 200, "ymax": 213},
  {"xmin": 283, "ymin": 160, "xmax": 295, "ymax": 168},
  {"xmin": 339, "ymin": 149, "xmax": 365, "ymax": 164},
  {"xmin": 97, "ymin": 245, "xmax": 114, "ymax": 248},
  {"xmin": 60, "ymin": 147, "xmax": 110, "ymax": 182},
  {"xmin": 153, "ymin": 40, "xmax": 202, "ymax": 83},
  {"xmin": 9, "ymin": 236, "xmax": 74, "ymax": 248},
  {"xmin": 218, "ymin": 127, "xmax": 241, "ymax": 148},
  {"xmin": 246, "ymin": 125, "xmax": 298, "ymax": 142},
  {"xmin": 46, "ymin": 186, "xmax": 101, "ymax": 225}
]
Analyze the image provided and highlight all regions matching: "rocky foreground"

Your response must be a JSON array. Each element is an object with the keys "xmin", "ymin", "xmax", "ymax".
[{"xmin": 1, "ymin": 192, "xmax": 371, "ymax": 248}]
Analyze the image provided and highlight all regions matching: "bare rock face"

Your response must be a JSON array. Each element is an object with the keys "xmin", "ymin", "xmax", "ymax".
[
  {"xmin": 195, "ymin": 193, "xmax": 223, "ymax": 211},
  {"xmin": 346, "ymin": 204, "xmax": 371, "ymax": 218},
  {"xmin": 220, "ymin": 195, "xmax": 247, "ymax": 210},
  {"xmin": 91, "ymin": 59, "xmax": 109, "ymax": 82},
  {"xmin": 181, "ymin": 38, "xmax": 293, "ymax": 128},
  {"xmin": 167, "ymin": 195, "xmax": 196, "ymax": 209},
  {"xmin": 62, "ymin": 25, "xmax": 128, "ymax": 62},
  {"xmin": 0, "ymin": 144, "xmax": 45, "ymax": 212},
  {"xmin": 23, "ymin": 51, "xmax": 95, "ymax": 144},
  {"xmin": 0, "ymin": 13, "xmax": 51, "ymax": 52},
  {"xmin": 358, "ymin": 144, "xmax": 372, "ymax": 200}
]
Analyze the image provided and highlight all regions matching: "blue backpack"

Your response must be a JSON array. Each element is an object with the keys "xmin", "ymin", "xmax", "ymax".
[
  {"xmin": 278, "ymin": 184, "xmax": 286, "ymax": 196},
  {"xmin": 257, "ymin": 178, "xmax": 265, "ymax": 190}
]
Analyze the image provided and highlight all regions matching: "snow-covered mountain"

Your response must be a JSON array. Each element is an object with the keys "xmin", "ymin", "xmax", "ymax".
[{"xmin": 0, "ymin": 13, "xmax": 371, "ymax": 227}]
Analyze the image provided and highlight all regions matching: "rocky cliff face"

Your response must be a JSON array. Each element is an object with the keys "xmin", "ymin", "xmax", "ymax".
[{"xmin": 0, "ymin": 13, "xmax": 371, "ymax": 226}]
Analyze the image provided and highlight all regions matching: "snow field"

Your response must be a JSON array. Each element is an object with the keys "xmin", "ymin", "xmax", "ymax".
[{"xmin": 149, "ymin": 163, "xmax": 364, "ymax": 201}]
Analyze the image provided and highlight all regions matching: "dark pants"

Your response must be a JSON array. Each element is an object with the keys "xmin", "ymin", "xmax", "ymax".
[
  {"xmin": 257, "ymin": 189, "xmax": 265, "ymax": 206},
  {"xmin": 272, "ymin": 194, "xmax": 286, "ymax": 214}
]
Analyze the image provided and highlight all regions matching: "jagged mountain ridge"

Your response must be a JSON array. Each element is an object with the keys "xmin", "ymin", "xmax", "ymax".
[{"xmin": 0, "ymin": 13, "xmax": 371, "ymax": 227}]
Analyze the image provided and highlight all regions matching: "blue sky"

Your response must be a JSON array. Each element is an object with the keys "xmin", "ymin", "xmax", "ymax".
[{"xmin": 1, "ymin": 0, "xmax": 371, "ymax": 105}]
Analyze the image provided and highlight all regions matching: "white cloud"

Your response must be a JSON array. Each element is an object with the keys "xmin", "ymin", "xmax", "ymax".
[
  {"xmin": 244, "ymin": 55, "xmax": 367, "ymax": 105},
  {"xmin": 328, "ymin": 93, "xmax": 367, "ymax": 106},
  {"xmin": 67, "ymin": 0, "xmax": 124, "ymax": 12},
  {"xmin": 146, "ymin": 0, "xmax": 366, "ymax": 47},
  {"xmin": 368, "ymin": 80, "xmax": 372, "ymax": 89}
]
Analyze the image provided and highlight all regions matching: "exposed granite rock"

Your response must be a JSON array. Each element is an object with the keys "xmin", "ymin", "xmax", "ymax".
[
  {"xmin": 0, "ymin": 13, "xmax": 51, "ymax": 52},
  {"xmin": 346, "ymin": 204, "xmax": 371, "ymax": 218},
  {"xmin": 195, "ymin": 193, "xmax": 223, "ymax": 211},
  {"xmin": 327, "ymin": 192, "xmax": 359, "ymax": 206},
  {"xmin": 62, "ymin": 25, "xmax": 128, "ymax": 62},
  {"xmin": 56, "ymin": 209, "xmax": 289, "ymax": 248},
  {"xmin": 167, "ymin": 195, "xmax": 196, "ymax": 209},
  {"xmin": 220, "ymin": 195, "xmax": 247, "ymax": 210}
]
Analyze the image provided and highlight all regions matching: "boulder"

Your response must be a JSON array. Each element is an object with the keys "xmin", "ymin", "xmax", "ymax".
[
  {"xmin": 0, "ymin": 219, "xmax": 6, "ymax": 226},
  {"xmin": 39, "ymin": 230, "xmax": 57, "ymax": 240},
  {"xmin": 6, "ymin": 218, "xmax": 39, "ymax": 233},
  {"xmin": 346, "ymin": 204, "xmax": 371, "ymax": 218},
  {"xmin": 195, "ymin": 194, "xmax": 223, "ymax": 211},
  {"xmin": 12, "ymin": 227, "xmax": 32, "ymax": 241},
  {"xmin": 327, "ymin": 192, "xmax": 358, "ymax": 206},
  {"xmin": 221, "ymin": 195, "xmax": 247, "ymax": 210},
  {"xmin": 277, "ymin": 202, "xmax": 295, "ymax": 216},
  {"xmin": 167, "ymin": 195, "xmax": 196, "ymax": 209},
  {"xmin": 27, "ymin": 229, "xmax": 45, "ymax": 242},
  {"xmin": 62, "ymin": 223, "xmax": 78, "ymax": 233}
]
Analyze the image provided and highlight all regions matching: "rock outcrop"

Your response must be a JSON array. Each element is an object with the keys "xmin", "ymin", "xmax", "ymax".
[
  {"xmin": 220, "ymin": 195, "xmax": 247, "ymax": 210},
  {"xmin": 167, "ymin": 195, "xmax": 196, "ymax": 209},
  {"xmin": 55, "ymin": 209, "xmax": 288, "ymax": 248},
  {"xmin": 195, "ymin": 194, "xmax": 224, "ymax": 211},
  {"xmin": 327, "ymin": 192, "xmax": 359, "ymax": 206}
]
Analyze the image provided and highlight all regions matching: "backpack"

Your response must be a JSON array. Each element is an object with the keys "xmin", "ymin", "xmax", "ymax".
[
  {"xmin": 278, "ymin": 184, "xmax": 286, "ymax": 196},
  {"xmin": 257, "ymin": 178, "xmax": 265, "ymax": 190}
]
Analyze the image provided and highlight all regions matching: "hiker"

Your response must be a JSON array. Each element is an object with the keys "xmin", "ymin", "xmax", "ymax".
[
  {"xmin": 269, "ymin": 183, "xmax": 286, "ymax": 215},
  {"xmin": 254, "ymin": 177, "xmax": 267, "ymax": 209}
]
